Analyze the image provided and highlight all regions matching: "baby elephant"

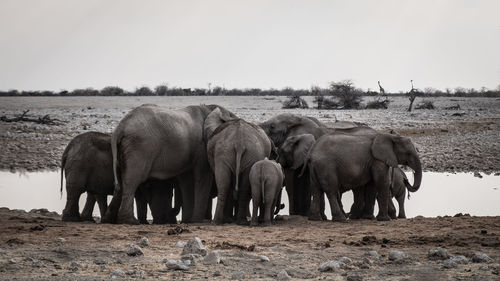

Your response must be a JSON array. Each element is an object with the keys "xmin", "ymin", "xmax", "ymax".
[{"xmin": 249, "ymin": 158, "xmax": 284, "ymax": 226}]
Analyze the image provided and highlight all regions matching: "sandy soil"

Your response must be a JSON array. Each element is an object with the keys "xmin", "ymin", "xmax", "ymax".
[
  {"xmin": 0, "ymin": 96, "xmax": 499, "ymax": 280},
  {"xmin": 0, "ymin": 208, "xmax": 498, "ymax": 280}
]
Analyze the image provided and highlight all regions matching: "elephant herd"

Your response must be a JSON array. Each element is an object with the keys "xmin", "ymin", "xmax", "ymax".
[{"xmin": 60, "ymin": 104, "xmax": 422, "ymax": 225}]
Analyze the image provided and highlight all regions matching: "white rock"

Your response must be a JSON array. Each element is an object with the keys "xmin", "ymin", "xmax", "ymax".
[
  {"xmin": 126, "ymin": 244, "xmax": 143, "ymax": 256},
  {"xmin": 182, "ymin": 237, "xmax": 207, "ymax": 256},
  {"xmin": 388, "ymin": 250, "xmax": 406, "ymax": 262},
  {"xmin": 428, "ymin": 247, "xmax": 450, "ymax": 260},
  {"xmin": 277, "ymin": 269, "xmax": 291, "ymax": 280},
  {"xmin": 138, "ymin": 237, "xmax": 149, "ymax": 247},
  {"xmin": 203, "ymin": 252, "xmax": 221, "ymax": 265},
  {"xmin": 175, "ymin": 241, "xmax": 187, "ymax": 248},
  {"xmin": 259, "ymin": 255, "xmax": 270, "ymax": 262},
  {"xmin": 164, "ymin": 259, "xmax": 190, "ymax": 270},
  {"xmin": 471, "ymin": 252, "xmax": 493, "ymax": 263},
  {"xmin": 111, "ymin": 269, "xmax": 125, "ymax": 278},
  {"xmin": 319, "ymin": 260, "xmax": 341, "ymax": 272}
]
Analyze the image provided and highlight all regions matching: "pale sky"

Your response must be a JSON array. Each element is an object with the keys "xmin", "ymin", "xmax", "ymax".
[{"xmin": 1, "ymin": 0, "xmax": 499, "ymax": 92}]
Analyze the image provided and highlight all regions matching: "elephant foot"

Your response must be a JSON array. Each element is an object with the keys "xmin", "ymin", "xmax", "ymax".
[
  {"xmin": 250, "ymin": 220, "xmax": 259, "ymax": 227},
  {"xmin": 236, "ymin": 218, "xmax": 250, "ymax": 226},
  {"xmin": 116, "ymin": 215, "xmax": 140, "ymax": 225},
  {"xmin": 61, "ymin": 215, "xmax": 83, "ymax": 222},
  {"xmin": 398, "ymin": 214, "xmax": 406, "ymax": 219},
  {"xmin": 332, "ymin": 216, "xmax": 347, "ymax": 222},
  {"xmin": 81, "ymin": 216, "xmax": 96, "ymax": 223},
  {"xmin": 139, "ymin": 220, "xmax": 149, "ymax": 225},
  {"xmin": 101, "ymin": 211, "xmax": 117, "ymax": 224},
  {"xmin": 262, "ymin": 221, "xmax": 272, "ymax": 227},
  {"xmin": 308, "ymin": 214, "xmax": 323, "ymax": 221},
  {"xmin": 376, "ymin": 215, "xmax": 391, "ymax": 221},
  {"xmin": 361, "ymin": 214, "xmax": 375, "ymax": 220}
]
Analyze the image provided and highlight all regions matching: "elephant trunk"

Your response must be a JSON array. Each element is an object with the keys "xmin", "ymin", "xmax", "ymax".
[{"xmin": 405, "ymin": 158, "xmax": 422, "ymax": 193}]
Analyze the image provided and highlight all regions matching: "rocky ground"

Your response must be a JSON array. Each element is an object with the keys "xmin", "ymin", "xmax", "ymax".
[
  {"xmin": 0, "ymin": 96, "xmax": 499, "ymax": 173},
  {"xmin": 0, "ymin": 96, "xmax": 499, "ymax": 280},
  {"xmin": 0, "ymin": 208, "xmax": 498, "ymax": 281}
]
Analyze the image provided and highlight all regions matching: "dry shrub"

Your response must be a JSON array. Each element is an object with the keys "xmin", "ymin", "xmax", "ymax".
[
  {"xmin": 282, "ymin": 95, "xmax": 309, "ymax": 109},
  {"xmin": 415, "ymin": 100, "xmax": 435, "ymax": 110}
]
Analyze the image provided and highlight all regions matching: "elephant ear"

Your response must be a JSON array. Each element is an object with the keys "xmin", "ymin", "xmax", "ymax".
[
  {"xmin": 203, "ymin": 107, "xmax": 234, "ymax": 141},
  {"xmin": 292, "ymin": 134, "xmax": 316, "ymax": 170},
  {"xmin": 371, "ymin": 134, "xmax": 398, "ymax": 168}
]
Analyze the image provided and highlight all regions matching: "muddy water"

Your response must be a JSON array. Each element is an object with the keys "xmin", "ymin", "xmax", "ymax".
[{"xmin": 0, "ymin": 171, "xmax": 499, "ymax": 220}]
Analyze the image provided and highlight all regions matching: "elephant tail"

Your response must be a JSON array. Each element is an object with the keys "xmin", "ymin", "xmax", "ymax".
[
  {"xmin": 261, "ymin": 165, "xmax": 266, "ymax": 205},
  {"xmin": 111, "ymin": 129, "xmax": 123, "ymax": 192},
  {"xmin": 60, "ymin": 145, "xmax": 69, "ymax": 199},
  {"xmin": 233, "ymin": 145, "xmax": 245, "ymax": 200},
  {"xmin": 298, "ymin": 144, "xmax": 314, "ymax": 178}
]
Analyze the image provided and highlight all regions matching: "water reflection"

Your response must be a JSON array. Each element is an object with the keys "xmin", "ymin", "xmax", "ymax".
[{"xmin": 0, "ymin": 171, "xmax": 498, "ymax": 219}]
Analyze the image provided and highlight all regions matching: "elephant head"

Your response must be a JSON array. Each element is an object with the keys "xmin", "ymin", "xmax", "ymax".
[
  {"xmin": 277, "ymin": 134, "xmax": 316, "ymax": 170},
  {"xmin": 371, "ymin": 134, "xmax": 422, "ymax": 193},
  {"xmin": 259, "ymin": 114, "xmax": 324, "ymax": 147},
  {"xmin": 203, "ymin": 107, "xmax": 238, "ymax": 141}
]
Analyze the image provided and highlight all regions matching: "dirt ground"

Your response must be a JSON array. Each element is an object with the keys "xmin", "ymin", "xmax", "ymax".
[
  {"xmin": 0, "ymin": 96, "xmax": 499, "ymax": 280},
  {"xmin": 0, "ymin": 208, "xmax": 498, "ymax": 280}
]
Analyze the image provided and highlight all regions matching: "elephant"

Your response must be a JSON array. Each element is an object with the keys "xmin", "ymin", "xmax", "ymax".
[
  {"xmin": 260, "ymin": 113, "xmax": 375, "ymax": 217},
  {"xmin": 60, "ymin": 131, "xmax": 180, "ymax": 224},
  {"xmin": 135, "ymin": 178, "xmax": 182, "ymax": 224},
  {"xmin": 249, "ymin": 158, "xmax": 284, "ymax": 226},
  {"xmin": 388, "ymin": 167, "xmax": 409, "ymax": 219},
  {"xmin": 102, "ymin": 104, "xmax": 236, "ymax": 224},
  {"xmin": 302, "ymin": 133, "xmax": 421, "ymax": 221},
  {"xmin": 204, "ymin": 108, "xmax": 272, "ymax": 225}
]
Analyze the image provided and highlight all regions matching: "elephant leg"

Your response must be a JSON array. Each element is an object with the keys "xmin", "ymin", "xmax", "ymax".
[
  {"xmin": 307, "ymin": 168, "xmax": 324, "ymax": 221},
  {"xmin": 135, "ymin": 187, "xmax": 149, "ymax": 224},
  {"xmin": 361, "ymin": 184, "xmax": 377, "ymax": 220},
  {"xmin": 102, "ymin": 187, "xmax": 121, "ymax": 223},
  {"xmin": 80, "ymin": 193, "xmax": 96, "ymax": 222},
  {"xmin": 205, "ymin": 198, "xmax": 213, "ymax": 220},
  {"xmin": 294, "ymin": 170, "xmax": 310, "ymax": 216},
  {"xmin": 396, "ymin": 190, "xmax": 406, "ymax": 219},
  {"xmin": 388, "ymin": 197, "xmax": 397, "ymax": 219},
  {"xmin": 349, "ymin": 188, "xmax": 365, "ymax": 219},
  {"xmin": 62, "ymin": 181, "xmax": 84, "ymax": 222},
  {"xmin": 236, "ymin": 170, "xmax": 251, "ymax": 225},
  {"xmin": 191, "ymin": 162, "xmax": 213, "ymax": 223},
  {"xmin": 325, "ymin": 189, "xmax": 346, "ymax": 222},
  {"xmin": 250, "ymin": 196, "xmax": 260, "ymax": 227},
  {"xmin": 372, "ymin": 164, "xmax": 391, "ymax": 221},
  {"xmin": 284, "ymin": 169, "xmax": 295, "ymax": 215},
  {"xmin": 177, "ymin": 173, "xmax": 195, "ymax": 223},
  {"xmin": 96, "ymin": 194, "xmax": 108, "ymax": 219},
  {"xmin": 213, "ymin": 165, "xmax": 232, "ymax": 225}
]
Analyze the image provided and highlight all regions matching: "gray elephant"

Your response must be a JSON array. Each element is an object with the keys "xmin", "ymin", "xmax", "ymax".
[
  {"xmin": 249, "ymin": 158, "xmax": 284, "ymax": 226},
  {"xmin": 304, "ymin": 133, "xmax": 421, "ymax": 221},
  {"xmin": 61, "ymin": 131, "xmax": 180, "ymax": 224},
  {"xmin": 388, "ymin": 167, "xmax": 409, "ymax": 219},
  {"xmin": 260, "ymin": 113, "xmax": 375, "ymax": 216},
  {"xmin": 103, "ymin": 104, "xmax": 236, "ymax": 224},
  {"xmin": 204, "ymin": 108, "xmax": 272, "ymax": 225}
]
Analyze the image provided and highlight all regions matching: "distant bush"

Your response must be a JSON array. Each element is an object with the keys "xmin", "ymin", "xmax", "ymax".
[
  {"xmin": 415, "ymin": 100, "xmax": 435, "ymax": 110},
  {"xmin": 282, "ymin": 94, "xmax": 309, "ymax": 109},
  {"xmin": 329, "ymin": 80, "xmax": 363, "ymax": 109},
  {"xmin": 154, "ymin": 85, "xmax": 168, "ymax": 96},
  {"xmin": 366, "ymin": 98, "xmax": 390, "ymax": 109},
  {"xmin": 134, "ymin": 86, "xmax": 154, "ymax": 96},
  {"xmin": 100, "ymin": 86, "xmax": 124, "ymax": 96}
]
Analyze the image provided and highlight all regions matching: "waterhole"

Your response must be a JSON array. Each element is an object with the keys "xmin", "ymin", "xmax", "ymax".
[{"xmin": 0, "ymin": 171, "xmax": 498, "ymax": 220}]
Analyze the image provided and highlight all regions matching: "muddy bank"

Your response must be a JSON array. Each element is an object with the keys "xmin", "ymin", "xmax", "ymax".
[
  {"xmin": 0, "ymin": 96, "xmax": 499, "ymax": 173},
  {"xmin": 0, "ymin": 208, "xmax": 498, "ymax": 280}
]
